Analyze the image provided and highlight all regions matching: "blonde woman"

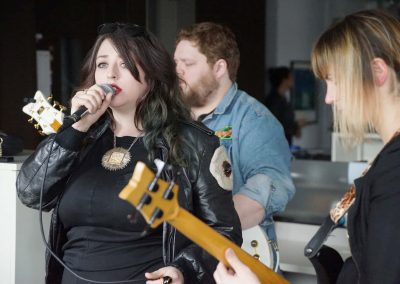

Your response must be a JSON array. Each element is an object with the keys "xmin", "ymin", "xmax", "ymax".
[{"xmin": 214, "ymin": 9, "xmax": 400, "ymax": 284}]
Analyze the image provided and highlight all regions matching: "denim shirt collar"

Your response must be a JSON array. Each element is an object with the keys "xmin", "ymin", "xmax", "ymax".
[{"xmin": 213, "ymin": 82, "xmax": 238, "ymax": 115}]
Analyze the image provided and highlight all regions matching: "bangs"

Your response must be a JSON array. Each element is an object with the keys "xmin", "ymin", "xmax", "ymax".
[
  {"xmin": 104, "ymin": 34, "xmax": 142, "ymax": 82},
  {"xmin": 311, "ymin": 41, "xmax": 332, "ymax": 80}
]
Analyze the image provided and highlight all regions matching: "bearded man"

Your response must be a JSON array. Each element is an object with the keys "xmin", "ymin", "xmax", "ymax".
[{"xmin": 174, "ymin": 22, "xmax": 296, "ymax": 267}]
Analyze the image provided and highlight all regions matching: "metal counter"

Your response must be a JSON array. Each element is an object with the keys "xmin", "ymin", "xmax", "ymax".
[{"xmin": 276, "ymin": 159, "xmax": 367, "ymax": 225}]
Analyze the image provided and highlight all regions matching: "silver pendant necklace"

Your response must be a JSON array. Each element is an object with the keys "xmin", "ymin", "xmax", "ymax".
[{"xmin": 102, "ymin": 134, "xmax": 140, "ymax": 171}]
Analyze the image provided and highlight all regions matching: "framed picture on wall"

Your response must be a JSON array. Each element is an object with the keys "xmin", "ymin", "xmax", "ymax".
[{"xmin": 290, "ymin": 60, "xmax": 318, "ymax": 123}]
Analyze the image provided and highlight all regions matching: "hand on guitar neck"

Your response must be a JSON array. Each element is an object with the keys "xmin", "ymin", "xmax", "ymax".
[
  {"xmin": 214, "ymin": 248, "xmax": 262, "ymax": 284},
  {"xmin": 119, "ymin": 161, "xmax": 288, "ymax": 284}
]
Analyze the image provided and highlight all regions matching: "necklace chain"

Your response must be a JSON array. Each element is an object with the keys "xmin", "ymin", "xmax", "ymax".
[
  {"xmin": 101, "ymin": 134, "xmax": 141, "ymax": 171},
  {"xmin": 114, "ymin": 134, "xmax": 140, "ymax": 152}
]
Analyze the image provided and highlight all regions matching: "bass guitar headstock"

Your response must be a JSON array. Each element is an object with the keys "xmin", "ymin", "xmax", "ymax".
[
  {"xmin": 120, "ymin": 160, "xmax": 289, "ymax": 284},
  {"xmin": 119, "ymin": 161, "xmax": 179, "ymax": 228}
]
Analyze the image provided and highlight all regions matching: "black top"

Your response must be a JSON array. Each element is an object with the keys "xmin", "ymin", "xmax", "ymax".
[
  {"xmin": 58, "ymin": 128, "xmax": 163, "ymax": 277},
  {"xmin": 16, "ymin": 116, "xmax": 243, "ymax": 284},
  {"xmin": 337, "ymin": 134, "xmax": 400, "ymax": 283}
]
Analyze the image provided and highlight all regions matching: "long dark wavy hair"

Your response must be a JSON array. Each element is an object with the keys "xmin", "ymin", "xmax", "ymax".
[{"xmin": 78, "ymin": 23, "xmax": 195, "ymax": 167}]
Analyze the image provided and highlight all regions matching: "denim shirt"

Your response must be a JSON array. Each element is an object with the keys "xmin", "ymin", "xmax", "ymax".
[{"xmin": 201, "ymin": 83, "xmax": 295, "ymax": 240}]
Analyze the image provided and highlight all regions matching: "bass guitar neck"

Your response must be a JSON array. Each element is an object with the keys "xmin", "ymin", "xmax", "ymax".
[
  {"xmin": 170, "ymin": 208, "xmax": 288, "ymax": 284},
  {"xmin": 119, "ymin": 161, "xmax": 288, "ymax": 284}
]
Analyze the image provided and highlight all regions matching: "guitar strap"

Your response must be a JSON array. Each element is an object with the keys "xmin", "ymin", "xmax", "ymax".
[
  {"xmin": 304, "ymin": 216, "xmax": 337, "ymax": 258},
  {"xmin": 304, "ymin": 183, "xmax": 356, "ymax": 259},
  {"xmin": 304, "ymin": 132, "xmax": 399, "ymax": 283}
]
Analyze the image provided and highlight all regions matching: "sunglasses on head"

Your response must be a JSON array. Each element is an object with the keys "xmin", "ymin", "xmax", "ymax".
[{"xmin": 97, "ymin": 23, "xmax": 147, "ymax": 37}]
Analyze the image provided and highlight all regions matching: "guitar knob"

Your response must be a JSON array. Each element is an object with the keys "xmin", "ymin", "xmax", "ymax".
[
  {"xmin": 253, "ymin": 254, "xmax": 260, "ymax": 260},
  {"xmin": 34, "ymin": 123, "xmax": 40, "ymax": 129},
  {"xmin": 28, "ymin": 117, "xmax": 34, "ymax": 123},
  {"xmin": 251, "ymin": 240, "xmax": 258, "ymax": 248}
]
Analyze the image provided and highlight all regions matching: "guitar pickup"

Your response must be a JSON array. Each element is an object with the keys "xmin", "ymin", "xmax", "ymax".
[{"xmin": 36, "ymin": 106, "xmax": 45, "ymax": 115}]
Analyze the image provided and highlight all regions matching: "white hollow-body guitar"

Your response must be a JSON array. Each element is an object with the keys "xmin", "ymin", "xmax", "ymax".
[
  {"xmin": 242, "ymin": 225, "xmax": 279, "ymax": 272},
  {"xmin": 22, "ymin": 91, "xmax": 65, "ymax": 135}
]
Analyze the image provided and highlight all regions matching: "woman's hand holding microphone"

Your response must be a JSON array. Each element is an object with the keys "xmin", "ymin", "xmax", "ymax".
[{"xmin": 70, "ymin": 84, "xmax": 114, "ymax": 132}]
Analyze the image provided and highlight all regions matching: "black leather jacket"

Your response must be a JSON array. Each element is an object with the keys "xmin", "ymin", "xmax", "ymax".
[{"xmin": 16, "ymin": 117, "xmax": 242, "ymax": 284}]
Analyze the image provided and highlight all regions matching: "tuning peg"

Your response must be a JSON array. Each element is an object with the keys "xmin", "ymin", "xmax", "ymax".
[
  {"xmin": 28, "ymin": 117, "xmax": 34, "ymax": 123},
  {"xmin": 58, "ymin": 105, "xmax": 67, "ymax": 112},
  {"xmin": 140, "ymin": 208, "xmax": 163, "ymax": 237},
  {"xmin": 52, "ymin": 101, "xmax": 60, "ymax": 108},
  {"xmin": 163, "ymin": 181, "xmax": 175, "ymax": 200},
  {"xmin": 141, "ymin": 224, "xmax": 152, "ymax": 237},
  {"xmin": 149, "ymin": 208, "xmax": 163, "ymax": 225},
  {"xmin": 38, "ymin": 130, "xmax": 46, "ymax": 136},
  {"xmin": 34, "ymin": 123, "xmax": 40, "ymax": 129},
  {"xmin": 128, "ymin": 194, "xmax": 151, "ymax": 225},
  {"xmin": 47, "ymin": 96, "xmax": 53, "ymax": 102},
  {"xmin": 147, "ymin": 177, "xmax": 160, "ymax": 192},
  {"xmin": 137, "ymin": 193, "xmax": 151, "ymax": 210}
]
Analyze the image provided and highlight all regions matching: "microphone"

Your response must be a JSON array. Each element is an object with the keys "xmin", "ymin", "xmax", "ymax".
[
  {"xmin": 62, "ymin": 84, "xmax": 116, "ymax": 129},
  {"xmin": 97, "ymin": 84, "xmax": 116, "ymax": 96}
]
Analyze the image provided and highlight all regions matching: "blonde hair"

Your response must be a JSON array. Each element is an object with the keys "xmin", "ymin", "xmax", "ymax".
[{"xmin": 311, "ymin": 10, "xmax": 400, "ymax": 145}]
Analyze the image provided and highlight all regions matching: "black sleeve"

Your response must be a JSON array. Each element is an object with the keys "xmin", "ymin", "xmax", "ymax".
[
  {"xmin": 171, "ymin": 136, "xmax": 242, "ymax": 283},
  {"xmin": 363, "ymin": 172, "xmax": 400, "ymax": 283},
  {"xmin": 16, "ymin": 127, "xmax": 86, "ymax": 211}
]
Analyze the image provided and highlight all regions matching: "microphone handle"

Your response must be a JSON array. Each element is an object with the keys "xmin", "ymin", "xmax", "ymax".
[
  {"xmin": 61, "ymin": 106, "xmax": 88, "ymax": 129},
  {"xmin": 69, "ymin": 106, "xmax": 89, "ymax": 123}
]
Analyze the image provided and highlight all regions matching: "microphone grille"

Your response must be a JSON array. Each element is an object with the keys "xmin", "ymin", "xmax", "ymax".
[{"xmin": 98, "ymin": 84, "xmax": 116, "ymax": 95}]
